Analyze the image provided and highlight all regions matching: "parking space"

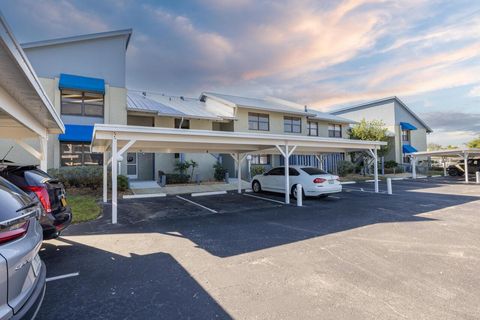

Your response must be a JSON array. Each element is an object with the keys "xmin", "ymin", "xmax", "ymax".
[{"xmin": 37, "ymin": 177, "xmax": 480, "ymax": 319}]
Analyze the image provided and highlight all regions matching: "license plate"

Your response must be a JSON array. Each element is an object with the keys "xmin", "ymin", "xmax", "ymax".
[
  {"xmin": 61, "ymin": 198, "xmax": 67, "ymax": 207},
  {"xmin": 32, "ymin": 254, "xmax": 41, "ymax": 277},
  {"xmin": 328, "ymin": 180, "xmax": 335, "ymax": 184}
]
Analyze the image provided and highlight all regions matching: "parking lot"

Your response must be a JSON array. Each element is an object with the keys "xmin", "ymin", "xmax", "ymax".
[{"xmin": 38, "ymin": 177, "xmax": 480, "ymax": 319}]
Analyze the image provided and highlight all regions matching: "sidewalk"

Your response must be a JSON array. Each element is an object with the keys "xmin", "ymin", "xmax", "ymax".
[{"xmin": 130, "ymin": 179, "xmax": 251, "ymax": 195}]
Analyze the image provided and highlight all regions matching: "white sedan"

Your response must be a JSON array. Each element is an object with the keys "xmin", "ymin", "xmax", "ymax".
[{"xmin": 251, "ymin": 166, "xmax": 342, "ymax": 199}]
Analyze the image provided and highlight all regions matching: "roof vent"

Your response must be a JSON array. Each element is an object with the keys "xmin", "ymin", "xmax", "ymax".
[
  {"xmin": 180, "ymin": 96, "xmax": 185, "ymax": 101},
  {"xmin": 142, "ymin": 91, "xmax": 146, "ymax": 97},
  {"xmin": 304, "ymin": 105, "xmax": 308, "ymax": 112}
]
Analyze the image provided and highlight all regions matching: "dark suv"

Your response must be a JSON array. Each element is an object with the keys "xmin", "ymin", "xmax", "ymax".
[
  {"xmin": 448, "ymin": 158, "xmax": 480, "ymax": 176},
  {"xmin": 0, "ymin": 163, "xmax": 72, "ymax": 239}
]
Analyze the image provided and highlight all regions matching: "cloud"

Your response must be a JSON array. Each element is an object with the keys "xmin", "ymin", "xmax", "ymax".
[
  {"xmin": 421, "ymin": 112, "xmax": 480, "ymax": 133},
  {"xmin": 468, "ymin": 85, "xmax": 480, "ymax": 97}
]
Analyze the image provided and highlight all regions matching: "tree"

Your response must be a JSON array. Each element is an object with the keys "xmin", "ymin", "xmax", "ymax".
[
  {"xmin": 349, "ymin": 119, "xmax": 391, "ymax": 157},
  {"xmin": 467, "ymin": 136, "xmax": 480, "ymax": 148},
  {"xmin": 188, "ymin": 160, "xmax": 198, "ymax": 182},
  {"xmin": 427, "ymin": 143, "xmax": 442, "ymax": 151}
]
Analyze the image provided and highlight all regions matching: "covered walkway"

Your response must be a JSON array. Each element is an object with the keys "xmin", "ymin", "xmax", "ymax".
[{"xmin": 91, "ymin": 124, "xmax": 386, "ymax": 223}]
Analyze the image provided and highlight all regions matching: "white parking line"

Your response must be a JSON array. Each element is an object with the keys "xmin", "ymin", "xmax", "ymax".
[
  {"xmin": 343, "ymin": 187, "xmax": 390, "ymax": 195},
  {"xmin": 243, "ymin": 193, "xmax": 285, "ymax": 204},
  {"xmin": 46, "ymin": 272, "xmax": 79, "ymax": 282},
  {"xmin": 191, "ymin": 191, "xmax": 227, "ymax": 197},
  {"xmin": 176, "ymin": 195, "xmax": 218, "ymax": 213},
  {"xmin": 123, "ymin": 193, "xmax": 166, "ymax": 199},
  {"xmin": 340, "ymin": 181, "xmax": 356, "ymax": 185}
]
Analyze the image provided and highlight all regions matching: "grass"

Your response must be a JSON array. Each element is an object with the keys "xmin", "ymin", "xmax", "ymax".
[{"xmin": 67, "ymin": 194, "xmax": 102, "ymax": 224}]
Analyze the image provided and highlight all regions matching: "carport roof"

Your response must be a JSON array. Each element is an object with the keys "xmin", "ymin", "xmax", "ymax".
[
  {"xmin": 91, "ymin": 124, "xmax": 386, "ymax": 154},
  {"xmin": 0, "ymin": 14, "xmax": 64, "ymax": 138},
  {"xmin": 410, "ymin": 148, "xmax": 480, "ymax": 157}
]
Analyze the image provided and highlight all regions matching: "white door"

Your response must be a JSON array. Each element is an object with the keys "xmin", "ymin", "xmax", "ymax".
[{"xmin": 126, "ymin": 152, "xmax": 138, "ymax": 179}]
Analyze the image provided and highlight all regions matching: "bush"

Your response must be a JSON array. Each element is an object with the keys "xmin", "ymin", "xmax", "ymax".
[
  {"xmin": 117, "ymin": 175, "xmax": 129, "ymax": 191},
  {"xmin": 251, "ymin": 165, "xmax": 266, "ymax": 177},
  {"xmin": 384, "ymin": 160, "xmax": 398, "ymax": 169},
  {"xmin": 213, "ymin": 162, "xmax": 227, "ymax": 181},
  {"xmin": 337, "ymin": 160, "xmax": 355, "ymax": 177},
  {"xmin": 166, "ymin": 173, "xmax": 190, "ymax": 184}
]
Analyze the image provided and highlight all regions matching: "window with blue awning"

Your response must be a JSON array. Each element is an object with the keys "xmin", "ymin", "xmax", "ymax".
[
  {"xmin": 402, "ymin": 144, "xmax": 418, "ymax": 154},
  {"xmin": 400, "ymin": 122, "xmax": 417, "ymax": 131},
  {"xmin": 58, "ymin": 124, "xmax": 94, "ymax": 142},
  {"xmin": 59, "ymin": 73, "xmax": 105, "ymax": 94}
]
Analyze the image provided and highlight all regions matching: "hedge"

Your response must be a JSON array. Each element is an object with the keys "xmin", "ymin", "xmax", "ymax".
[{"xmin": 48, "ymin": 166, "xmax": 128, "ymax": 191}]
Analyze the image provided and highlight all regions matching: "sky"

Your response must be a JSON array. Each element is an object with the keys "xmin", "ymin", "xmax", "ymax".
[{"xmin": 1, "ymin": 0, "xmax": 479, "ymax": 146}]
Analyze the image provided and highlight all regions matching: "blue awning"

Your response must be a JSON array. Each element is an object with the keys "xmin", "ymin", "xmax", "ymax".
[
  {"xmin": 58, "ymin": 124, "xmax": 94, "ymax": 142},
  {"xmin": 400, "ymin": 122, "xmax": 417, "ymax": 130},
  {"xmin": 59, "ymin": 73, "xmax": 105, "ymax": 94},
  {"xmin": 402, "ymin": 144, "xmax": 418, "ymax": 154}
]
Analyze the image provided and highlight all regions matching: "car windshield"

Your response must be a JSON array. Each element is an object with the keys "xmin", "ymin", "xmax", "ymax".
[
  {"xmin": 0, "ymin": 177, "xmax": 32, "ymax": 221},
  {"xmin": 301, "ymin": 167, "xmax": 328, "ymax": 175}
]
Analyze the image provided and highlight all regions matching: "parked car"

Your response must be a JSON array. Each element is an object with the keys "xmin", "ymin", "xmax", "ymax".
[
  {"xmin": 251, "ymin": 166, "xmax": 342, "ymax": 199},
  {"xmin": 0, "ymin": 163, "xmax": 72, "ymax": 239},
  {"xmin": 447, "ymin": 158, "xmax": 480, "ymax": 176},
  {"xmin": 0, "ymin": 176, "xmax": 46, "ymax": 320}
]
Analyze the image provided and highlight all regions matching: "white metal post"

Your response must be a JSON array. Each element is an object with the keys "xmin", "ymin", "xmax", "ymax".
[
  {"xmin": 412, "ymin": 156, "xmax": 417, "ymax": 179},
  {"xmin": 386, "ymin": 178, "xmax": 392, "ymax": 195},
  {"xmin": 296, "ymin": 184, "xmax": 302, "ymax": 207},
  {"xmin": 464, "ymin": 152, "xmax": 469, "ymax": 183},
  {"xmin": 443, "ymin": 157, "xmax": 447, "ymax": 177},
  {"xmin": 111, "ymin": 135, "xmax": 118, "ymax": 224},
  {"xmin": 236, "ymin": 153, "xmax": 242, "ymax": 194},
  {"xmin": 476, "ymin": 172, "xmax": 480, "ymax": 184},
  {"xmin": 285, "ymin": 144, "xmax": 290, "ymax": 204},
  {"xmin": 39, "ymin": 136, "xmax": 47, "ymax": 172},
  {"xmin": 373, "ymin": 148, "xmax": 379, "ymax": 193},
  {"xmin": 103, "ymin": 151, "xmax": 108, "ymax": 203}
]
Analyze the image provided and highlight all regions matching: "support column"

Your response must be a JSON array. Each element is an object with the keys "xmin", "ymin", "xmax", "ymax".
[
  {"xmin": 111, "ymin": 134, "xmax": 118, "ymax": 224},
  {"xmin": 103, "ymin": 151, "xmax": 108, "ymax": 203},
  {"xmin": 39, "ymin": 136, "xmax": 47, "ymax": 172},
  {"xmin": 285, "ymin": 144, "xmax": 290, "ymax": 204},
  {"xmin": 442, "ymin": 157, "xmax": 447, "ymax": 177},
  {"xmin": 412, "ymin": 156, "xmax": 417, "ymax": 179},
  {"xmin": 236, "ymin": 153, "xmax": 242, "ymax": 194},
  {"xmin": 373, "ymin": 148, "xmax": 379, "ymax": 193},
  {"xmin": 464, "ymin": 152, "xmax": 469, "ymax": 183}
]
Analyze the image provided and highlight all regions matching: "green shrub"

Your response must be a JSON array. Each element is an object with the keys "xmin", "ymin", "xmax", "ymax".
[
  {"xmin": 384, "ymin": 160, "xmax": 398, "ymax": 169},
  {"xmin": 251, "ymin": 165, "xmax": 266, "ymax": 177},
  {"xmin": 213, "ymin": 162, "xmax": 227, "ymax": 181},
  {"xmin": 117, "ymin": 175, "xmax": 128, "ymax": 191},
  {"xmin": 337, "ymin": 160, "xmax": 355, "ymax": 177},
  {"xmin": 166, "ymin": 173, "xmax": 190, "ymax": 184}
]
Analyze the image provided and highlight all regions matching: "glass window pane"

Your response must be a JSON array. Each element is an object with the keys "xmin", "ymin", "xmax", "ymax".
[
  {"xmin": 249, "ymin": 121, "xmax": 259, "ymax": 130},
  {"xmin": 258, "ymin": 122, "xmax": 268, "ymax": 131},
  {"xmin": 84, "ymin": 104, "xmax": 103, "ymax": 116}
]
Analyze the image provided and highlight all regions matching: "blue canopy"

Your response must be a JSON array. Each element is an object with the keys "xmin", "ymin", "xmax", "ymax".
[
  {"xmin": 59, "ymin": 73, "xmax": 105, "ymax": 94},
  {"xmin": 58, "ymin": 124, "xmax": 94, "ymax": 142},
  {"xmin": 400, "ymin": 122, "xmax": 417, "ymax": 131},
  {"xmin": 402, "ymin": 144, "xmax": 418, "ymax": 154}
]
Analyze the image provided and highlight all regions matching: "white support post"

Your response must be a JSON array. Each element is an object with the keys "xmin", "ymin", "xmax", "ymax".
[
  {"xmin": 373, "ymin": 148, "xmax": 379, "ymax": 193},
  {"xmin": 412, "ymin": 156, "xmax": 417, "ymax": 179},
  {"xmin": 386, "ymin": 178, "xmax": 392, "ymax": 195},
  {"xmin": 464, "ymin": 152, "xmax": 469, "ymax": 183},
  {"xmin": 442, "ymin": 157, "xmax": 447, "ymax": 177},
  {"xmin": 476, "ymin": 172, "xmax": 480, "ymax": 184},
  {"xmin": 236, "ymin": 153, "xmax": 242, "ymax": 194},
  {"xmin": 111, "ymin": 135, "xmax": 118, "ymax": 224},
  {"xmin": 39, "ymin": 136, "xmax": 47, "ymax": 171},
  {"xmin": 285, "ymin": 143, "xmax": 290, "ymax": 204},
  {"xmin": 103, "ymin": 151, "xmax": 108, "ymax": 203}
]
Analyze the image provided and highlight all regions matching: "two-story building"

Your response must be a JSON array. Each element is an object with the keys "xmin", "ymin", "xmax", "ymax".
[
  {"xmin": 331, "ymin": 97, "xmax": 432, "ymax": 164},
  {"xmin": 0, "ymin": 29, "xmax": 131, "ymax": 169}
]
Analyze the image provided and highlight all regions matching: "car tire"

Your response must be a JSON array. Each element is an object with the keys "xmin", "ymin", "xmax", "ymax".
[
  {"xmin": 252, "ymin": 180, "xmax": 262, "ymax": 193},
  {"xmin": 291, "ymin": 184, "xmax": 305, "ymax": 200},
  {"xmin": 318, "ymin": 194, "xmax": 329, "ymax": 199}
]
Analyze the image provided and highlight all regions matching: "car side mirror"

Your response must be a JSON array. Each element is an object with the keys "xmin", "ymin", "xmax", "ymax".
[{"xmin": 263, "ymin": 172, "xmax": 268, "ymax": 176}]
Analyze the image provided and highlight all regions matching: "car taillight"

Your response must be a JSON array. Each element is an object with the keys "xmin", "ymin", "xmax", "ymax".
[
  {"xmin": 24, "ymin": 186, "xmax": 51, "ymax": 213},
  {"xmin": 0, "ymin": 220, "xmax": 29, "ymax": 244},
  {"xmin": 313, "ymin": 178, "xmax": 327, "ymax": 184}
]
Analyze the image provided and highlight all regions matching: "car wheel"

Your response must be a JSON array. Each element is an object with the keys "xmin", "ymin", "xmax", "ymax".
[
  {"xmin": 318, "ymin": 194, "xmax": 329, "ymax": 199},
  {"xmin": 291, "ymin": 184, "xmax": 304, "ymax": 200},
  {"xmin": 252, "ymin": 180, "xmax": 262, "ymax": 193}
]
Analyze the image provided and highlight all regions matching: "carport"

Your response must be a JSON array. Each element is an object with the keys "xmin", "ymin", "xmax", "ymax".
[
  {"xmin": 92, "ymin": 124, "xmax": 386, "ymax": 224},
  {"xmin": 0, "ymin": 15, "xmax": 64, "ymax": 169},
  {"xmin": 409, "ymin": 148, "xmax": 480, "ymax": 183}
]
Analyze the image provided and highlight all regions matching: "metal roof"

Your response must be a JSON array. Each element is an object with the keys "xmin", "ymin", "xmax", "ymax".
[
  {"xmin": 127, "ymin": 92, "xmax": 223, "ymax": 120},
  {"xmin": 331, "ymin": 96, "xmax": 433, "ymax": 133},
  {"xmin": 21, "ymin": 28, "xmax": 132, "ymax": 50},
  {"xmin": 410, "ymin": 148, "xmax": 480, "ymax": 157}
]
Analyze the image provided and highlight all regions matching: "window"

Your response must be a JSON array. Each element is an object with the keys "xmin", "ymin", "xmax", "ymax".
[
  {"xmin": 61, "ymin": 89, "xmax": 104, "ymax": 117},
  {"xmin": 265, "ymin": 167, "xmax": 299, "ymax": 176},
  {"xmin": 284, "ymin": 117, "xmax": 301, "ymax": 133},
  {"xmin": 251, "ymin": 155, "xmax": 270, "ymax": 165},
  {"xmin": 301, "ymin": 167, "xmax": 328, "ymax": 175},
  {"xmin": 174, "ymin": 118, "xmax": 190, "ymax": 129},
  {"xmin": 401, "ymin": 130, "xmax": 410, "ymax": 142},
  {"xmin": 248, "ymin": 113, "xmax": 269, "ymax": 131},
  {"xmin": 60, "ymin": 142, "xmax": 102, "ymax": 167},
  {"xmin": 328, "ymin": 124, "xmax": 342, "ymax": 138},
  {"xmin": 308, "ymin": 121, "xmax": 318, "ymax": 136}
]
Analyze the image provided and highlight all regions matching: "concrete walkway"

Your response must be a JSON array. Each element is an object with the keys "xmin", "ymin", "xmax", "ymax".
[{"xmin": 130, "ymin": 179, "xmax": 251, "ymax": 195}]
